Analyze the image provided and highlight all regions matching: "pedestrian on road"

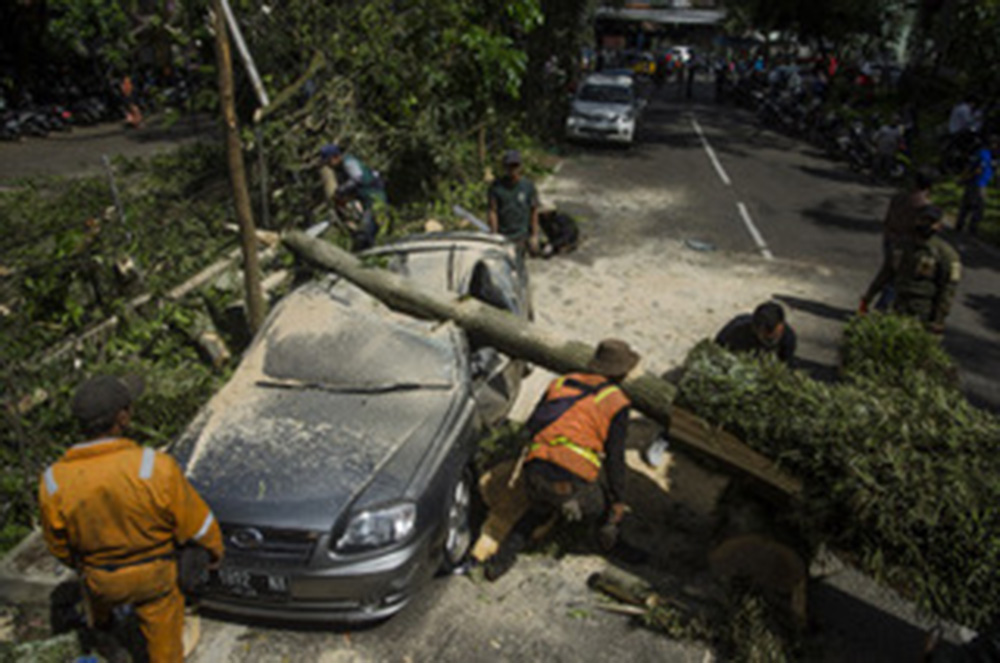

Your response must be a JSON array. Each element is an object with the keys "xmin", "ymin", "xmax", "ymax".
[
  {"xmin": 955, "ymin": 135, "xmax": 996, "ymax": 236},
  {"xmin": 319, "ymin": 143, "xmax": 388, "ymax": 251},
  {"xmin": 875, "ymin": 168, "xmax": 936, "ymax": 309},
  {"xmin": 860, "ymin": 205, "xmax": 960, "ymax": 334},
  {"xmin": 715, "ymin": 302, "xmax": 797, "ymax": 365},
  {"xmin": 488, "ymin": 149, "xmax": 540, "ymax": 256},
  {"xmin": 39, "ymin": 374, "xmax": 224, "ymax": 663},
  {"xmin": 484, "ymin": 339, "xmax": 640, "ymax": 581}
]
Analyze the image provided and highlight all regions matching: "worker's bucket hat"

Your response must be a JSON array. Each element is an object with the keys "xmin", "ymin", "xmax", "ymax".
[
  {"xmin": 587, "ymin": 339, "xmax": 640, "ymax": 378},
  {"xmin": 71, "ymin": 374, "xmax": 145, "ymax": 426}
]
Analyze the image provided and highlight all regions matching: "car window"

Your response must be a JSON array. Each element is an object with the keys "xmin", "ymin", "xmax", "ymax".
[
  {"xmin": 468, "ymin": 258, "xmax": 523, "ymax": 316},
  {"xmin": 260, "ymin": 285, "xmax": 457, "ymax": 387},
  {"xmin": 578, "ymin": 84, "xmax": 633, "ymax": 105}
]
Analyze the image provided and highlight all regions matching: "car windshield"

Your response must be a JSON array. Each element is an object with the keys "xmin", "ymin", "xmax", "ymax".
[
  {"xmin": 260, "ymin": 283, "xmax": 457, "ymax": 389},
  {"xmin": 578, "ymin": 84, "xmax": 632, "ymax": 104}
]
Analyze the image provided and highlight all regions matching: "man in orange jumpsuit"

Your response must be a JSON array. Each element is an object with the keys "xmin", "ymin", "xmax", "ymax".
[
  {"xmin": 39, "ymin": 374, "xmax": 224, "ymax": 662},
  {"xmin": 484, "ymin": 339, "xmax": 640, "ymax": 581}
]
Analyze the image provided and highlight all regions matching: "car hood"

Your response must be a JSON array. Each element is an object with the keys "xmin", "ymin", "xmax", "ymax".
[
  {"xmin": 571, "ymin": 100, "xmax": 632, "ymax": 119},
  {"xmin": 171, "ymin": 280, "xmax": 465, "ymax": 533}
]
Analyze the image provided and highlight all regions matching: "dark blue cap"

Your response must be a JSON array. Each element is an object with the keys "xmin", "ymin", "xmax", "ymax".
[
  {"xmin": 319, "ymin": 143, "xmax": 342, "ymax": 161},
  {"xmin": 502, "ymin": 149, "xmax": 522, "ymax": 166}
]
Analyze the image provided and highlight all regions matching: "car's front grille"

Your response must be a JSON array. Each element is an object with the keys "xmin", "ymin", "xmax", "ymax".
[{"xmin": 221, "ymin": 524, "xmax": 318, "ymax": 565}]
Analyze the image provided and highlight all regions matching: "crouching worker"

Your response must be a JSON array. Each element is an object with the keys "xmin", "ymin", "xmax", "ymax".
[
  {"xmin": 39, "ymin": 374, "xmax": 224, "ymax": 663},
  {"xmin": 484, "ymin": 339, "xmax": 640, "ymax": 581}
]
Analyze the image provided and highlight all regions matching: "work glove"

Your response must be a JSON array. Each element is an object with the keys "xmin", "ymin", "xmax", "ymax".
[
  {"xmin": 561, "ymin": 498, "xmax": 584, "ymax": 523},
  {"xmin": 857, "ymin": 298, "xmax": 869, "ymax": 315}
]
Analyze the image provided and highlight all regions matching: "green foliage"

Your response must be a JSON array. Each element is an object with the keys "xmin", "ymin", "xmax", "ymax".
[
  {"xmin": 677, "ymin": 337, "xmax": 1000, "ymax": 628},
  {"xmin": 841, "ymin": 313, "xmax": 957, "ymax": 388},
  {"xmin": 0, "ymin": 143, "xmax": 234, "ymax": 365},
  {"xmin": 717, "ymin": 587, "xmax": 800, "ymax": 663},
  {"xmin": 45, "ymin": 0, "xmax": 133, "ymax": 67}
]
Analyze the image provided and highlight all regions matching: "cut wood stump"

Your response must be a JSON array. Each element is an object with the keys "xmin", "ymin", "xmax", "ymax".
[{"xmin": 471, "ymin": 459, "xmax": 557, "ymax": 562}]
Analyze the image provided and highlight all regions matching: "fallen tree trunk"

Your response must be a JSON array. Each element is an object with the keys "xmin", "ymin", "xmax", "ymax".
[{"xmin": 283, "ymin": 231, "xmax": 802, "ymax": 498}]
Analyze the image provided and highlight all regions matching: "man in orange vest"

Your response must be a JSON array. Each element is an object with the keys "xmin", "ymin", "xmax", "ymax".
[
  {"xmin": 38, "ymin": 374, "xmax": 224, "ymax": 662},
  {"xmin": 484, "ymin": 339, "xmax": 639, "ymax": 581}
]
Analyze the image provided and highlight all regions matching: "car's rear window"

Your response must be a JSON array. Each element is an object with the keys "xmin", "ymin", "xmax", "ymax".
[
  {"xmin": 260, "ymin": 284, "xmax": 457, "ymax": 387},
  {"xmin": 578, "ymin": 84, "xmax": 632, "ymax": 104}
]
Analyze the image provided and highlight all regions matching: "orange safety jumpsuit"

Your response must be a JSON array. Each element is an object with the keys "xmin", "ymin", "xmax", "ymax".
[
  {"xmin": 525, "ymin": 373, "xmax": 630, "ymax": 482},
  {"xmin": 38, "ymin": 438, "xmax": 224, "ymax": 663}
]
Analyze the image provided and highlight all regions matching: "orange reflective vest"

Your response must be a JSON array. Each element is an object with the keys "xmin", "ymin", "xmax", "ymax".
[
  {"xmin": 38, "ymin": 438, "xmax": 223, "ymax": 571},
  {"xmin": 525, "ymin": 373, "xmax": 630, "ymax": 483}
]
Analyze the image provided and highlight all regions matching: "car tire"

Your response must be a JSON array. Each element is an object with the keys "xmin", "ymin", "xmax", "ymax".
[{"xmin": 440, "ymin": 466, "xmax": 479, "ymax": 573}]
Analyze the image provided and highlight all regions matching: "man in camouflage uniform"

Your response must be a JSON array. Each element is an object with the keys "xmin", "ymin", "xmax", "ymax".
[{"xmin": 860, "ymin": 205, "xmax": 961, "ymax": 334}]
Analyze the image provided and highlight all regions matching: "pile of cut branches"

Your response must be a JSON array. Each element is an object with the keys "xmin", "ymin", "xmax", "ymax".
[{"xmin": 676, "ymin": 314, "xmax": 1000, "ymax": 629}]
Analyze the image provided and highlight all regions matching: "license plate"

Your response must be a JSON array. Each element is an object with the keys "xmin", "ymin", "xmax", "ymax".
[{"xmin": 215, "ymin": 566, "xmax": 289, "ymax": 598}]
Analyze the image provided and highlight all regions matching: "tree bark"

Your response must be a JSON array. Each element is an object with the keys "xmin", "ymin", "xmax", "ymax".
[
  {"xmin": 282, "ymin": 231, "xmax": 803, "ymax": 499},
  {"xmin": 212, "ymin": 0, "xmax": 266, "ymax": 335}
]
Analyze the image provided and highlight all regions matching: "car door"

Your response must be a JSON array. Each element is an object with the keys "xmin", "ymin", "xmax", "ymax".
[{"xmin": 466, "ymin": 256, "xmax": 527, "ymax": 424}]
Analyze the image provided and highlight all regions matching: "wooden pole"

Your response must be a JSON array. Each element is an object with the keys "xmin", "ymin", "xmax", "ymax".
[
  {"xmin": 212, "ymin": 0, "xmax": 266, "ymax": 334},
  {"xmin": 282, "ymin": 231, "xmax": 802, "ymax": 498}
]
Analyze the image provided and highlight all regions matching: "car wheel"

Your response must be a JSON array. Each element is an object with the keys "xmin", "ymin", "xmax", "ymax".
[{"xmin": 441, "ymin": 467, "xmax": 477, "ymax": 572}]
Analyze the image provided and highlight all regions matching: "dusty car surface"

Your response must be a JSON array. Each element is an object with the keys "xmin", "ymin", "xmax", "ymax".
[
  {"xmin": 565, "ymin": 72, "xmax": 645, "ymax": 145},
  {"xmin": 170, "ymin": 232, "xmax": 529, "ymax": 622}
]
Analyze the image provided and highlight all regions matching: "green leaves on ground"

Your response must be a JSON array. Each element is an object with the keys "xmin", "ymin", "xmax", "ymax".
[{"xmin": 677, "ymin": 316, "xmax": 1000, "ymax": 628}]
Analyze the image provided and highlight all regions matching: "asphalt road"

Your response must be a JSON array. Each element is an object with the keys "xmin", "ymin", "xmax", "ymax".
[{"xmin": 561, "ymin": 79, "xmax": 1000, "ymax": 411}]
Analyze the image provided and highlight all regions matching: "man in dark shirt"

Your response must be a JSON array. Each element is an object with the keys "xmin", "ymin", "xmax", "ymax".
[
  {"xmin": 488, "ymin": 149, "xmax": 540, "ymax": 255},
  {"xmin": 715, "ymin": 301, "xmax": 797, "ymax": 364}
]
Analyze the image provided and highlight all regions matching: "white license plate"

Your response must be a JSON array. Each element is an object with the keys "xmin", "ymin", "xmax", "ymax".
[{"xmin": 217, "ymin": 566, "xmax": 288, "ymax": 597}]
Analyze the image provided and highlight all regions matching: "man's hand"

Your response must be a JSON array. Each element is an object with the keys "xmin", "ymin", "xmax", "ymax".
[
  {"xmin": 528, "ymin": 233, "xmax": 540, "ymax": 256},
  {"xmin": 858, "ymin": 298, "xmax": 869, "ymax": 315}
]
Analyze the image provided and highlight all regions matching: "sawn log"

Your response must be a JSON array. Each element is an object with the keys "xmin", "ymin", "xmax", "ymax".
[{"xmin": 282, "ymin": 231, "xmax": 802, "ymax": 499}]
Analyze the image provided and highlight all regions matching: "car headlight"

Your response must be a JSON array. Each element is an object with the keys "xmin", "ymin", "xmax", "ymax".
[{"xmin": 335, "ymin": 502, "xmax": 417, "ymax": 552}]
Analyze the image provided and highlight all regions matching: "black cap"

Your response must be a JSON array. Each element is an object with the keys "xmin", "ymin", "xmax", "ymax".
[
  {"xmin": 71, "ymin": 374, "xmax": 145, "ymax": 430},
  {"xmin": 502, "ymin": 149, "xmax": 522, "ymax": 166}
]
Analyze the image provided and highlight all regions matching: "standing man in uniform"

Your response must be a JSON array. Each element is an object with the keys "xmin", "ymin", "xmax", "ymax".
[
  {"xmin": 488, "ymin": 149, "xmax": 540, "ymax": 256},
  {"xmin": 860, "ymin": 205, "xmax": 961, "ymax": 334},
  {"xmin": 875, "ymin": 168, "xmax": 935, "ymax": 309},
  {"xmin": 484, "ymin": 339, "xmax": 640, "ymax": 581},
  {"xmin": 39, "ymin": 375, "xmax": 224, "ymax": 663},
  {"xmin": 715, "ymin": 301, "xmax": 797, "ymax": 365},
  {"xmin": 319, "ymin": 143, "xmax": 388, "ymax": 251}
]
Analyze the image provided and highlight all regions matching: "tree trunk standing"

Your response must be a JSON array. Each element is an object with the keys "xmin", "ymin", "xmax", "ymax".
[
  {"xmin": 282, "ymin": 232, "xmax": 803, "ymax": 499},
  {"xmin": 212, "ymin": 0, "xmax": 266, "ymax": 335}
]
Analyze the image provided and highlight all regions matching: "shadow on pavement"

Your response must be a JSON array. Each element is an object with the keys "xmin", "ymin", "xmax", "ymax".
[
  {"xmin": 801, "ymin": 206, "xmax": 882, "ymax": 234},
  {"xmin": 775, "ymin": 294, "xmax": 854, "ymax": 324},
  {"xmin": 798, "ymin": 164, "xmax": 872, "ymax": 186},
  {"xmin": 963, "ymin": 293, "xmax": 1000, "ymax": 334},
  {"xmin": 809, "ymin": 581, "xmax": 929, "ymax": 663}
]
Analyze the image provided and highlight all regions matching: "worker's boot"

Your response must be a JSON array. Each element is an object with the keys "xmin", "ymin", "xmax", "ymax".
[{"xmin": 484, "ymin": 532, "xmax": 525, "ymax": 582}]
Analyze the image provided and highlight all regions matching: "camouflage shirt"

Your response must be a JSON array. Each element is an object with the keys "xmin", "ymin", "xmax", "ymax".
[{"xmin": 864, "ymin": 235, "xmax": 961, "ymax": 326}]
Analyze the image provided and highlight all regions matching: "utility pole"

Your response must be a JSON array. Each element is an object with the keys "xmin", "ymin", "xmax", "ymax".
[{"xmin": 211, "ymin": 0, "xmax": 266, "ymax": 334}]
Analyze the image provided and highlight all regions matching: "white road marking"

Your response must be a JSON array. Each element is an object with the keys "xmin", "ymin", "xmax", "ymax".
[
  {"xmin": 691, "ymin": 117, "xmax": 731, "ymax": 186},
  {"xmin": 737, "ymin": 202, "xmax": 774, "ymax": 261}
]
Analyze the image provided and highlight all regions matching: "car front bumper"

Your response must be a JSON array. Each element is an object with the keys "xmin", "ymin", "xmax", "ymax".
[
  {"xmin": 201, "ymin": 528, "xmax": 440, "ymax": 623},
  {"xmin": 566, "ymin": 117, "xmax": 635, "ymax": 144}
]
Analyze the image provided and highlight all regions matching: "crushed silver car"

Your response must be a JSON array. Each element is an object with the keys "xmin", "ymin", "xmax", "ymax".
[
  {"xmin": 565, "ymin": 72, "xmax": 646, "ymax": 145},
  {"xmin": 170, "ymin": 232, "xmax": 529, "ymax": 622}
]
